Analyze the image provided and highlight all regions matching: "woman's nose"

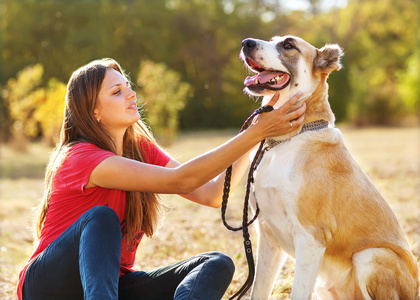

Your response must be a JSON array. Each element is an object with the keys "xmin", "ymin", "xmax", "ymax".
[{"xmin": 127, "ymin": 88, "xmax": 136, "ymax": 99}]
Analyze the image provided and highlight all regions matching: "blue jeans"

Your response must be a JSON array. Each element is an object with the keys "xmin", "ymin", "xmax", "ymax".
[{"xmin": 23, "ymin": 206, "xmax": 235, "ymax": 300}]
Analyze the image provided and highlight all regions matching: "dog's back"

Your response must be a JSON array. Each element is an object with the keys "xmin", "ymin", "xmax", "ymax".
[{"xmin": 295, "ymin": 128, "xmax": 419, "ymax": 299}]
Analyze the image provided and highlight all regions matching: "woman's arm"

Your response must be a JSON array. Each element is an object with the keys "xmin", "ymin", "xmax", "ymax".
[
  {"xmin": 87, "ymin": 92, "xmax": 305, "ymax": 196},
  {"xmin": 164, "ymin": 147, "xmax": 252, "ymax": 208}
]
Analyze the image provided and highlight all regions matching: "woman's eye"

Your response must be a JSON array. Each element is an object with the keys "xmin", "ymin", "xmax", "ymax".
[{"xmin": 113, "ymin": 90, "xmax": 121, "ymax": 95}]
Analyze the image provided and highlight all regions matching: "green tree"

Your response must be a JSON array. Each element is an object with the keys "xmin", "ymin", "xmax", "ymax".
[
  {"xmin": 137, "ymin": 60, "xmax": 191, "ymax": 145},
  {"xmin": 396, "ymin": 52, "xmax": 420, "ymax": 122},
  {"xmin": 1, "ymin": 0, "xmax": 418, "ymax": 132},
  {"xmin": 339, "ymin": 0, "xmax": 419, "ymax": 125}
]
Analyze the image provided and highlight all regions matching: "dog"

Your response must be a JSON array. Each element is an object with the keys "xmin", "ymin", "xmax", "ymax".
[{"xmin": 240, "ymin": 35, "xmax": 419, "ymax": 299}]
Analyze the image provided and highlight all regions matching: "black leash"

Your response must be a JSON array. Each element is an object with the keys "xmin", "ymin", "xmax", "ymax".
[{"xmin": 221, "ymin": 104, "xmax": 273, "ymax": 299}]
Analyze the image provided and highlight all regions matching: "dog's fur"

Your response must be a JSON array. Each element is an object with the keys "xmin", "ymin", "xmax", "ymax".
[{"xmin": 240, "ymin": 35, "xmax": 419, "ymax": 300}]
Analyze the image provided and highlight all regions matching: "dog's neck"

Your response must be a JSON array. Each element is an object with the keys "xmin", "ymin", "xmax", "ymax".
[
  {"xmin": 269, "ymin": 81, "xmax": 334, "ymax": 143},
  {"xmin": 303, "ymin": 81, "xmax": 335, "ymax": 124},
  {"xmin": 265, "ymin": 119, "xmax": 329, "ymax": 150}
]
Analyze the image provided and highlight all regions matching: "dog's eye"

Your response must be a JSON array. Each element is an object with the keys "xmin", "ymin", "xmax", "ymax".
[{"xmin": 284, "ymin": 42, "xmax": 294, "ymax": 50}]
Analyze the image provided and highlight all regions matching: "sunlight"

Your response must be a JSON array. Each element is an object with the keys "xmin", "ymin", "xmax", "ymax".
[{"xmin": 282, "ymin": 0, "xmax": 348, "ymax": 12}]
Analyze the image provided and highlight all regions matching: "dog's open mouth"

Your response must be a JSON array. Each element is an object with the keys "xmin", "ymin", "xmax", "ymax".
[{"xmin": 244, "ymin": 57, "xmax": 290, "ymax": 91}]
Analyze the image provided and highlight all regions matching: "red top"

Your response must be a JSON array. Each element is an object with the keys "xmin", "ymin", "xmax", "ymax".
[{"xmin": 17, "ymin": 141, "xmax": 170, "ymax": 299}]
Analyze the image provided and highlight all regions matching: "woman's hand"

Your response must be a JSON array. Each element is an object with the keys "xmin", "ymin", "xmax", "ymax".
[{"xmin": 251, "ymin": 92, "xmax": 306, "ymax": 139}]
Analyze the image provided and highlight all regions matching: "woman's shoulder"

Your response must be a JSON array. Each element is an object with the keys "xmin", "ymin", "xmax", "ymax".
[
  {"xmin": 67, "ymin": 142, "xmax": 115, "ymax": 162},
  {"xmin": 69, "ymin": 141, "xmax": 110, "ymax": 153},
  {"xmin": 70, "ymin": 141, "xmax": 102, "ymax": 150},
  {"xmin": 57, "ymin": 142, "xmax": 116, "ymax": 179}
]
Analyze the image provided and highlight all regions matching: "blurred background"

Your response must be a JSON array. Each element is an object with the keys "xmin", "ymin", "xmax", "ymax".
[
  {"xmin": 0, "ymin": 1, "xmax": 419, "ymax": 299},
  {"xmin": 0, "ymin": 0, "xmax": 418, "ymax": 146}
]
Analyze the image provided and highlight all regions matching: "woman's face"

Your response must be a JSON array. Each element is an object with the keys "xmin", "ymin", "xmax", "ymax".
[{"xmin": 94, "ymin": 68, "xmax": 140, "ymax": 134}]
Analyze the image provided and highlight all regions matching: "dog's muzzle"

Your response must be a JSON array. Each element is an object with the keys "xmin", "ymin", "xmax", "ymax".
[{"xmin": 241, "ymin": 39, "xmax": 291, "ymax": 92}]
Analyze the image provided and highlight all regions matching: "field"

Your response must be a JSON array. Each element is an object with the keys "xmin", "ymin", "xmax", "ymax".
[{"xmin": 1, "ymin": 127, "xmax": 419, "ymax": 299}]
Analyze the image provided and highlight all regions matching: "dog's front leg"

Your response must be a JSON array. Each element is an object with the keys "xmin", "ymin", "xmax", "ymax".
[
  {"xmin": 250, "ymin": 221, "xmax": 288, "ymax": 300},
  {"xmin": 290, "ymin": 234, "xmax": 326, "ymax": 300}
]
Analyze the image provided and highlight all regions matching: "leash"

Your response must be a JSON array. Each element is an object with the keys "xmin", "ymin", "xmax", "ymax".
[
  {"xmin": 221, "ymin": 106, "xmax": 329, "ymax": 299},
  {"xmin": 221, "ymin": 104, "xmax": 273, "ymax": 299}
]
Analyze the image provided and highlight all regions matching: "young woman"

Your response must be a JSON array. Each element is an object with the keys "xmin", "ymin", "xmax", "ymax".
[{"xmin": 17, "ymin": 58, "xmax": 305, "ymax": 300}]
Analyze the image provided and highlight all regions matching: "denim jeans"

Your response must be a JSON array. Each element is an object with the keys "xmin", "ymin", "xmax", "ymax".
[{"xmin": 23, "ymin": 206, "xmax": 235, "ymax": 300}]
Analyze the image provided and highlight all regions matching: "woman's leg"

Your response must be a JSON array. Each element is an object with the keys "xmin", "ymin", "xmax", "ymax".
[
  {"xmin": 23, "ymin": 206, "xmax": 122, "ymax": 300},
  {"xmin": 118, "ymin": 251, "xmax": 235, "ymax": 300}
]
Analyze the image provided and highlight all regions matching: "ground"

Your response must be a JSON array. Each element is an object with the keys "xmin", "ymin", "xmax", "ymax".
[{"xmin": 1, "ymin": 127, "xmax": 419, "ymax": 299}]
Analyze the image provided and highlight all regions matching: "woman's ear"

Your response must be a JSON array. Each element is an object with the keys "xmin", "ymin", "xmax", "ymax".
[
  {"xmin": 314, "ymin": 44, "xmax": 344, "ymax": 74},
  {"xmin": 93, "ymin": 109, "xmax": 100, "ymax": 123}
]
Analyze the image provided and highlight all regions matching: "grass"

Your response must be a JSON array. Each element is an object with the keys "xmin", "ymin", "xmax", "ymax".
[{"xmin": 0, "ymin": 127, "xmax": 419, "ymax": 299}]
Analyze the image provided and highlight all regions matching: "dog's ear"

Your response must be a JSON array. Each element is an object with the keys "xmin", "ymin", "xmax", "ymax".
[{"xmin": 314, "ymin": 44, "xmax": 343, "ymax": 74}]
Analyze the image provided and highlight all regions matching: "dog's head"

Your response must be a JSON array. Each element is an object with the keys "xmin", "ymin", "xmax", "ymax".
[{"xmin": 240, "ymin": 35, "xmax": 343, "ymax": 107}]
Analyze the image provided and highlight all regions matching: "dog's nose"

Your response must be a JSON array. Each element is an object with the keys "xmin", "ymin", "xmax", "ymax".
[{"xmin": 242, "ymin": 39, "xmax": 257, "ymax": 49}]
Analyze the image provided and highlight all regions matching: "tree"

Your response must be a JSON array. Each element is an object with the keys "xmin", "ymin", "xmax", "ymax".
[
  {"xmin": 4, "ymin": 64, "xmax": 45, "ymax": 149},
  {"xmin": 1, "ymin": 0, "xmax": 418, "ymax": 134},
  {"xmin": 337, "ymin": 0, "xmax": 419, "ymax": 125},
  {"xmin": 34, "ymin": 78, "xmax": 67, "ymax": 145},
  {"xmin": 137, "ymin": 60, "xmax": 192, "ymax": 145}
]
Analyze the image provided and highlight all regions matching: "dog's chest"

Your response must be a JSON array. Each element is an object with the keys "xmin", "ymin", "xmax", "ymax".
[
  {"xmin": 251, "ymin": 140, "xmax": 306, "ymax": 256},
  {"xmin": 254, "ymin": 140, "xmax": 303, "ymax": 189}
]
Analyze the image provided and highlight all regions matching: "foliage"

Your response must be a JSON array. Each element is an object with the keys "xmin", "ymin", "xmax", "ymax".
[
  {"xmin": 3, "ymin": 64, "xmax": 67, "ymax": 147},
  {"xmin": 3, "ymin": 64, "xmax": 45, "ymax": 146},
  {"xmin": 341, "ymin": 0, "xmax": 420, "ymax": 125},
  {"xmin": 34, "ymin": 78, "xmax": 66, "ymax": 145},
  {"xmin": 137, "ymin": 60, "xmax": 191, "ymax": 145},
  {"xmin": 396, "ymin": 51, "xmax": 420, "ymax": 118},
  {"xmin": 0, "ymin": 0, "xmax": 419, "ymax": 144}
]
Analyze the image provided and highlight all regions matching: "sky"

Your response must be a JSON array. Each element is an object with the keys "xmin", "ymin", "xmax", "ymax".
[
  {"xmin": 222, "ymin": 0, "xmax": 350, "ymax": 22},
  {"xmin": 283, "ymin": 0, "xmax": 348, "ymax": 11}
]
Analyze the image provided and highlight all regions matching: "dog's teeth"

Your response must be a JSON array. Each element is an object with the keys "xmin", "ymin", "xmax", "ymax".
[{"xmin": 266, "ymin": 74, "xmax": 286, "ymax": 85}]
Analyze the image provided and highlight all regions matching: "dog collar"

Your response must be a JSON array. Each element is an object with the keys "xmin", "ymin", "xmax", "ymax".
[{"xmin": 264, "ymin": 119, "xmax": 329, "ymax": 151}]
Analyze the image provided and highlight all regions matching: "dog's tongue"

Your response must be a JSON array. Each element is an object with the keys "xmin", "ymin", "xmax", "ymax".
[
  {"xmin": 244, "ymin": 75, "xmax": 259, "ymax": 86},
  {"xmin": 244, "ymin": 70, "xmax": 288, "ymax": 87}
]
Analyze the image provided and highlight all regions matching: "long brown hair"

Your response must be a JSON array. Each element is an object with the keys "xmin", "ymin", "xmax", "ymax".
[{"xmin": 34, "ymin": 58, "xmax": 163, "ymax": 243}]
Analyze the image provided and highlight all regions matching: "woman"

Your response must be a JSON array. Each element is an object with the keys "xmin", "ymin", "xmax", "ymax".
[{"xmin": 17, "ymin": 58, "xmax": 305, "ymax": 300}]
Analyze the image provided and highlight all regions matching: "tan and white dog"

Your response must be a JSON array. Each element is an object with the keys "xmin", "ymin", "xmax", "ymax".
[{"xmin": 240, "ymin": 35, "xmax": 419, "ymax": 300}]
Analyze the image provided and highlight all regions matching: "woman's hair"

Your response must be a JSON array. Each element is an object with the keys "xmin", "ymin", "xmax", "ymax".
[{"xmin": 34, "ymin": 58, "xmax": 163, "ymax": 243}]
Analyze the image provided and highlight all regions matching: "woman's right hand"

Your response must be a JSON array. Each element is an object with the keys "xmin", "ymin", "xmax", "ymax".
[{"xmin": 250, "ymin": 91, "xmax": 306, "ymax": 139}]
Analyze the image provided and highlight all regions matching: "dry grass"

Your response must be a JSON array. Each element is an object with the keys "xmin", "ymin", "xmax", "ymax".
[{"xmin": 0, "ymin": 127, "xmax": 419, "ymax": 299}]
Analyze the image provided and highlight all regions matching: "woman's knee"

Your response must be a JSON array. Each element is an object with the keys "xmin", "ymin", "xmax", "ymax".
[
  {"xmin": 205, "ymin": 251, "xmax": 235, "ymax": 277},
  {"xmin": 81, "ymin": 206, "xmax": 121, "ymax": 237},
  {"xmin": 85, "ymin": 206, "xmax": 119, "ymax": 222}
]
